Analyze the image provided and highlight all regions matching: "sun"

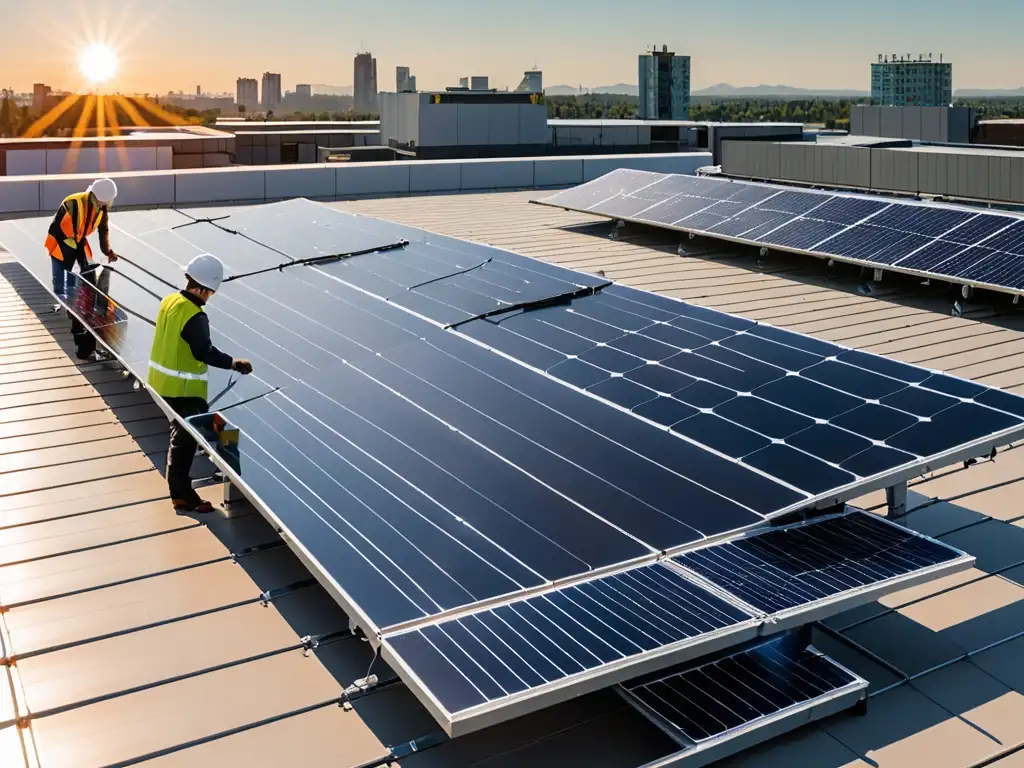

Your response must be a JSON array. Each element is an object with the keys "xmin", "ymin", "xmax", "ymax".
[{"xmin": 79, "ymin": 44, "xmax": 119, "ymax": 85}]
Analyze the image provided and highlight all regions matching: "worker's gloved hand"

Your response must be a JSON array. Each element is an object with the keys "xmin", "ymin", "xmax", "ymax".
[
  {"xmin": 232, "ymin": 359, "xmax": 253, "ymax": 375},
  {"xmin": 106, "ymin": 252, "xmax": 119, "ymax": 263}
]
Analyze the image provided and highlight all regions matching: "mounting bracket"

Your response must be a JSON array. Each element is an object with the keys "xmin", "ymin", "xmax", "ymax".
[{"xmin": 885, "ymin": 481, "xmax": 908, "ymax": 519}]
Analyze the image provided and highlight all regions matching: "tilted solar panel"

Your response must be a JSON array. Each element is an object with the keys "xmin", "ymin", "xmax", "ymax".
[
  {"xmin": 619, "ymin": 633, "xmax": 868, "ymax": 766},
  {"xmin": 0, "ymin": 198, "xmax": 993, "ymax": 738},
  {"xmin": 382, "ymin": 511, "xmax": 967, "ymax": 735},
  {"xmin": 535, "ymin": 168, "xmax": 1024, "ymax": 296}
]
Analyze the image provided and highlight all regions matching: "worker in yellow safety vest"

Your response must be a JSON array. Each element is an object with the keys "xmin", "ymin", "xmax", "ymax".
[
  {"xmin": 148, "ymin": 253, "xmax": 253, "ymax": 513},
  {"xmin": 44, "ymin": 178, "xmax": 121, "ymax": 359}
]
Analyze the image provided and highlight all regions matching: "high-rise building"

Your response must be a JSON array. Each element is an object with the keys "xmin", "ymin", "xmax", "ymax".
[
  {"xmin": 236, "ymin": 78, "xmax": 259, "ymax": 111},
  {"xmin": 515, "ymin": 70, "xmax": 543, "ymax": 94},
  {"xmin": 196, "ymin": 85, "xmax": 201, "ymax": 97},
  {"xmin": 296, "ymin": 84, "xmax": 312, "ymax": 98},
  {"xmin": 354, "ymin": 53, "xmax": 378, "ymax": 113},
  {"xmin": 397, "ymin": 66, "xmax": 412, "ymax": 92},
  {"xmin": 871, "ymin": 54, "xmax": 952, "ymax": 106},
  {"xmin": 261, "ymin": 72, "xmax": 282, "ymax": 110},
  {"xmin": 638, "ymin": 46, "xmax": 690, "ymax": 120},
  {"xmin": 408, "ymin": 75, "xmax": 417, "ymax": 92},
  {"xmin": 32, "ymin": 83, "xmax": 51, "ymax": 115}
]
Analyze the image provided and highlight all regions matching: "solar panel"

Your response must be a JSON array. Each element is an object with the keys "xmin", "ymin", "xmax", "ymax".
[
  {"xmin": 536, "ymin": 169, "xmax": 1024, "ymax": 296},
  {"xmin": 454, "ymin": 280, "xmax": 1024, "ymax": 502},
  {"xmin": 619, "ymin": 634, "xmax": 868, "ymax": 764},
  {"xmin": 674, "ymin": 511, "xmax": 966, "ymax": 629},
  {"xmin": 0, "ymin": 198, "xmax": 989, "ymax": 739},
  {"xmin": 382, "ymin": 510, "xmax": 968, "ymax": 735}
]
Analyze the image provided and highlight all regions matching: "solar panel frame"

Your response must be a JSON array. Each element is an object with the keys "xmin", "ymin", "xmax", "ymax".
[
  {"xmin": 535, "ymin": 169, "xmax": 1024, "ymax": 297},
  {"xmin": 618, "ymin": 635, "xmax": 868, "ymax": 766},
  {"xmin": 381, "ymin": 561, "xmax": 762, "ymax": 738},
  {"xmin": 670, "ymin": 510, "xmax": 973, "ymax": 632}
]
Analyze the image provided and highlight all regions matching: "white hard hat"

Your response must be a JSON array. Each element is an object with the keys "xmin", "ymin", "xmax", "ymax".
[
  {"xmin": 88, "ymin": 178, "xmax": 118, "ymax": 205},
  {"xmin": 185, "ymin": 253, "xmax": 225, "ymax": 292}
]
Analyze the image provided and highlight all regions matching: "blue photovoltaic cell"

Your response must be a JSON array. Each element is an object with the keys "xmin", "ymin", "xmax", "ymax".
[
  {"xmin": 869, "ymin": 205, "xmax": 973, "ymax": 238},
  {"xmin": 754, "ymin": 190, "xmax": 827, "ymax": 215},
  {"xmin": 675, "ymin": 512, "xmax": 962, "ymax": 615},
  {"xmin": 623, "ymin": 635, "xmax": 862, "ymax": 743},
  {"xmin": 760, "ymin": 220, "xmax": 847, "ymax": 251},
  {"xmin": 977, "ymin": 220, "xmax": 1024, "ymax": 256},
  {"xmin": 946, "ymin": 214, "xmax": 1018, "ymax": 246},
  {"xmin": 385, "ymin": 563, "xmax": 754, "ymax": 715},
  {"xmin": 894, "ymin": 239, "xmax": 968, "ymax": 272},
  {"xmin": 807, "ymin": 197, "xmax": 891, "ymax": 225},
  {"xmin": 868, "ymin": 233, "xmax": 934, "ymax": 266}
]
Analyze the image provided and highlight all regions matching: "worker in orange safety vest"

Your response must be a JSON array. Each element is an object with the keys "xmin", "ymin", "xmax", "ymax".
[{"xmin": 44, "ymin": 178, "xmax": 120, "ymax": 359}]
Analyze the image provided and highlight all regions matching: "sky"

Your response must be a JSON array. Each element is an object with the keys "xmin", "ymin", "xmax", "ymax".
[{"xmin": 2, "ymin": 0, "xmax": 1023, "ymax": 94}]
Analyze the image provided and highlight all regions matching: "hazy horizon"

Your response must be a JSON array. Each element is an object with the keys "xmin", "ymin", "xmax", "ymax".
[{"xmin": 3, "ymin": 0, "xmax": 1023, "ymax": 95}]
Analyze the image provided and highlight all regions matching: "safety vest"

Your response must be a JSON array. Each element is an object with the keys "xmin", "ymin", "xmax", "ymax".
[
  {"xmin": 148, "ymin": 293, "xmax": 208, "ymax": 400},
  {"xmin": 44, "ymin": 192, "xmax": 105, "ymax": 262}
]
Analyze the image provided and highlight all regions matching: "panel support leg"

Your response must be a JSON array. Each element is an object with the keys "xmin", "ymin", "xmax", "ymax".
[
  {"xmin": 885, "ymin": 481, "xmax": 907, "ymax": 519},
  {"xmin": 224, "ymin": 477, "xmax": 246, "ymax": 506}
]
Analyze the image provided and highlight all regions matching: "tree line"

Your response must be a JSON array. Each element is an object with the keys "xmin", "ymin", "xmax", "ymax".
[{"xmin": 546, "ymin": 94, "xmax": 1024, "ymax": 126}]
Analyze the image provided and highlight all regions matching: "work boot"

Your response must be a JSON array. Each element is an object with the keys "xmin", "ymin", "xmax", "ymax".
[{"xmin": 172, "ymin": 495, "xmax": 215, "ymax": 514}]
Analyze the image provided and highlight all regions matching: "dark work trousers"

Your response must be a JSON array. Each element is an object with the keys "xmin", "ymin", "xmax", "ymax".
[
  {"xmin": 165, "ymin": 396, "xmax": 209, "ymax": 503},
  {"xmin": 51, "ymin": 253, "xmax": 97, "ymax": 359}
]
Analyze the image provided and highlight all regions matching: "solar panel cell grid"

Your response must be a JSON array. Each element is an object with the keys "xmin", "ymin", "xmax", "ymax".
[
  {"xmin": 623, "ymin": 637, "xmax": 863, "ymax": 744},
  {"xmin": 385, "ymin": 563, "xmax": 756, "ymax": 716},
  {"xmin": 674, "ymin": 512, "xmax": 962, "ymax": 615}
]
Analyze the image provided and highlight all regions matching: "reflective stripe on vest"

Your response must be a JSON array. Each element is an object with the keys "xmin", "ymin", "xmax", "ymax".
[{"xmin": 147, "ymin": 293, "xmax": 209, "ymax": 400}]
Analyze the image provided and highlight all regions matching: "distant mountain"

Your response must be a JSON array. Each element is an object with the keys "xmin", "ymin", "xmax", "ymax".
[
  {"xmin": 694, "ymin": 83, "xmax": 869, "ymax": 97},
  {"xmin": 311, "ymin": 84, "xmax": 353, "ymax": 96},
  {"xmin": 546, "ymin": 83, "xmax": 638, "ymax": 96},
  {"xmin": 955, "ymin": 87, "xmax": 1024, "ymax": 98},
  {"xmin": 546, "ymin": 82, "xmax": 871, "ymax": 98}
]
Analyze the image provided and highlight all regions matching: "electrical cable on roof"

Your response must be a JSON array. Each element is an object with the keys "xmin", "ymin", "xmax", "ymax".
[{"xmin": 222, "ymin": 239, "xmax": 410, "ymax": 284}]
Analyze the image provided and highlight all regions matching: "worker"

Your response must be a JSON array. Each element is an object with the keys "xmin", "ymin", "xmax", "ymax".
[
  {"xmin": 148, "ymin": 253, "xmax": 253, "ymax": 513},
  {"xmin": 44, "ymin": 178, "xmax": 120, "ymax": 360}
]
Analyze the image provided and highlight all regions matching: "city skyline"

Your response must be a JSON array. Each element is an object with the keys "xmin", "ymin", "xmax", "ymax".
[{"xmin": 4, "ymin": 0, "xmax": 1024, "ymax": 95}]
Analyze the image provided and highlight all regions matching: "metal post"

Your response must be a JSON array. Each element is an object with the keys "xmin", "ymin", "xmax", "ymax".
[
  {"xmin": 224, "ymin": 478, "xmax": 246, "ymax": 505},
  {"xmin": 885, "ymin": 481, "xmax": 907, "ymax": 519}
]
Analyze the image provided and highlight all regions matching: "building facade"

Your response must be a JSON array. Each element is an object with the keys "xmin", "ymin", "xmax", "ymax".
[
  {"xmin": 871, "ymin": 55, "xmax": 952, "ymax": 106},
  {"xmin": 515, "ymin": 70, "xmax": 543, "ymax": 94},
  {"xmin": 354, "ymin": 53, "xmax": 378, "ymax": 113},
  {"xmin": 638, "ymin": 46, "xmax": 691, "ymax": 120},
  {"xmin": 397, "ymin": 67, "xmax": 412, "ymax": 92},
  {"xmin": 236, "ymin": 78, "xmax": 259, "ymax": 112},
  {"xmin": 261, "ymin": 72, "xmax": 282, "ymax": 110},
  {"xmin": 296, "ymin": 84, "xmax": 312, "ymax": 98}
]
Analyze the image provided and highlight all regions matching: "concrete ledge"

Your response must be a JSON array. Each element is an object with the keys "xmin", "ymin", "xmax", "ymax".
[
  {"xmin": 265, "ymin": 166, "xmax": 336, "ymax": 200},
  {"xmin": 534, "ymin": 158, "xmax": 584, "ymax": 187},
  {"xmin": 336, "ymin": 163, "xmax": 410, "ymax": 197},
  {"xmin": 410, "ymin": 161, "xmax": 462, "ymax": 193},
  {"xmin": 0, "ymin": 153, "xmax": 710, "ymax": 213},
  {"xmin": 175, "ymin": 168, "xmax": 267, "ymax": 204},
  {"xmin": 0, "ymin": 178, "xmax": 41, "ymax": 214},
  {"xmin": 582, "ymin": 153, "xmax": 709, "ymax": 181},
  {"xmin": 461, "ymin": 159, "xmax": 535, "ymax": 190}
]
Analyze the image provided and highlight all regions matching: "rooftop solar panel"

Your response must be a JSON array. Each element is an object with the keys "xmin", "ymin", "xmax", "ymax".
[
  {"xmin": 453, "ymin": 280, "xmax": 1024, "ymax": 506},
  {"xmin": 620, "ymin": 634, "xmax": 868, "ymax": 766},
  {"xmin": 383, "ymin": 510, "xmax": 967, "ymax": 735},
  {"xmin": 536, "ymin": 169, "xmax": 1024, "ymax": 296},
  {"xmin": 674, "ymin": 511, "xmax": 967, "ymax": 629},
  {"xmin": 0, "ymin": 197, "xmax": 991, "ymax": 738}
]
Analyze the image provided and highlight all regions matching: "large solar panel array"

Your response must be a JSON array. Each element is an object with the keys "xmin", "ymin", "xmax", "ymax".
[
  {"xmin": 535, "ymin": 168, "xmax": 1024, "ymax": 295},
  {"xmin": 0, "ymin": 198, "xmax": 995, "ymax": 737}
]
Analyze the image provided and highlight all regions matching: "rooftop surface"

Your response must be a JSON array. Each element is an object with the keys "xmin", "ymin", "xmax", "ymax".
[{"xmin": 0, "ymin": 189, "xmax": 1022, "ymax": 767}]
